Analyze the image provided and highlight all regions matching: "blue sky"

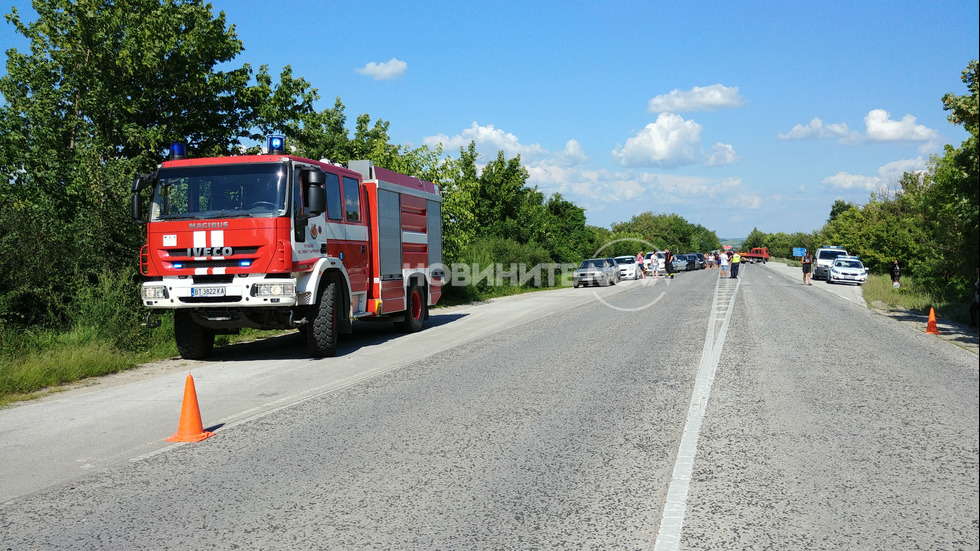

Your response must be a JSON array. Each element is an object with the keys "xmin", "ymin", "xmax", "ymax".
[{"xmin": 2, "ymin": 1, "xmax": 978, "ymax": 238}]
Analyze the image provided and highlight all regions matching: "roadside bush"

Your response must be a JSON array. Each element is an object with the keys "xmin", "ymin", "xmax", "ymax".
[
  {"xmin": 69, "ymin": 267, "xmax": 148, "ymax": 351},
  {"xmin": 441, "ymin": 236, "xmax": 555, "ymax": 304}
]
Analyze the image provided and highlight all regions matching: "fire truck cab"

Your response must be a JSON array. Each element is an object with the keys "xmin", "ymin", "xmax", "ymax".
[{"xmin": 132, "ymin": 138, "xmax": 443, "ymax": 359}]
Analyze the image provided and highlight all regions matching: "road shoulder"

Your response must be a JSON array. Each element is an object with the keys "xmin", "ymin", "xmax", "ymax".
[{"xmin": 763, "ymin": 260, "xmax": 978, "ymax": 355}]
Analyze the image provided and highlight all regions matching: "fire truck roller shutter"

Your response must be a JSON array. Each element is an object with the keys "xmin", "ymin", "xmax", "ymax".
[
  {"xmin": 427, "ymin": 199, "xmax": 442, "ymax": 268},
  {"xmin": 377, "ymin": 189, "xmax": 403, "ymax": 280}
]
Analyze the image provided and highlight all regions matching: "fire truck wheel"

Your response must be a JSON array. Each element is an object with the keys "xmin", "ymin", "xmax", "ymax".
[
  {"xmin": 398, "ymin": 283, "xmax": 426, "ymax": 333},
  {"xmin": 174, "ymin": 310, "xmax": 215, "ymax": 360},
  {"xmin": 307, "ymin": 281, "xmax": 339, "ymax": 357}
]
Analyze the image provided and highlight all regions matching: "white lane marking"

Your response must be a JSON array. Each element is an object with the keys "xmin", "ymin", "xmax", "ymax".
[{"xmin": 654, "ymin": 277, "xmax": 741, "ymax": 550}]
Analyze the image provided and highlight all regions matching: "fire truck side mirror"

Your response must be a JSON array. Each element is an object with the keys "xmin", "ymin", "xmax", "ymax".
[
  {"xmin": 305, "ymin": 170, "xmax": 326, "ymax": 216},
  {"xmin": 131, "ymin": 173, "xmax": 153, "ymax": 192},
  {"xmin": 131, "ymin": 173, "xmax": 153, "ymax": 223},
  {"xmin": 131, "ymin": 193, "xmax": 143, "ymax": 222}
]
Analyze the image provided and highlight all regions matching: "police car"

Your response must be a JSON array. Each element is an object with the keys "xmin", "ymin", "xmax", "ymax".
[
  {"xmin": 814, "ymin": 245, "xmax": 848, "ymax": 280},
  {"xmin": 827, "ymin": 256, "xmax": 868, "ymax": 285}
]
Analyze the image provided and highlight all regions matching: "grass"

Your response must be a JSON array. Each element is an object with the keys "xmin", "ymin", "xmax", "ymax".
[
  {"xmin": 0, "ymin": 317, "xmax": 282, "ymax": 408},
  {"xmin": 862, "ymin": 274, "xmax": 975, "ymax": 327}
]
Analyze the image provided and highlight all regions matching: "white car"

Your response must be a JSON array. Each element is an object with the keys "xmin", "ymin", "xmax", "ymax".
[
  {"xmin": 614, "ymin": 255, "xmax": 643, "ymax": 280},
  {"xmin": 814, "ymin": 245, "xmax": 848, "ymax": 280},
  {"xmin": 644, "ymin": 251, "xmax": 665, "ymax": 276},
  {"xmin": 828, "ymin": 256, "xmax": 868, "ymax": 285}
]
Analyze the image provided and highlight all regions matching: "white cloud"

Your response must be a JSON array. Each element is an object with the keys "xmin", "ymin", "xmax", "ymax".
[
  {"xmin": 876, "ymin": 157, "xmax": 928, "ymax": 185},
  {"xmin": 648, "ymin": 84, "xmax": 747, "ymax": 113},
  {"xmin": 422, "ymin": 121, "xmax": 756, "ymax": 231},
  {"xmin": 778, "ymin": 117, "xmax": 854, "ymax": 141},
  {"xmin": 553, "ymin": 139, "xmax": 588, "ymax": 167},
  {"xmin": 727, "ymin": 193, "xmax": 763, "ymax": 209},
  {"xmin": 863, "ymin": 109, "xmax": 939, "ymax": 142},
  {"xmin": 355, "ymin": 58, "xmax": 408, "ymax": 80},
  {"xmin": 779, "ymin": 110, "xmax": 939, "ymax": 146},
  {"xmin": 822, "ymin": 171, "xmax": 881, "ymax": 191},
  {"xmin": 822, "ymin": 157, "xmax": 929, "ymax": 193},
  {"xmin": 423, "ymin": 122, "xmax": 546, "ymax": 161},
  {"xmin": 705, "ymin": 142, "xmax": 741, "ymax": 166},
  {"xmin": 612, "ymin": 113, "xmax": 704, "ymax": 168},
  {"xmin": 612, "ymin": 113, "xmax": 738, "ymax": 168}
]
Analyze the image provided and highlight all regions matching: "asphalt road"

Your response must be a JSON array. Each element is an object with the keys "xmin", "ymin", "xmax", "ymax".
[{"xmin": 1, "ymin": 264, "xmax": 977, "ymax": 550}]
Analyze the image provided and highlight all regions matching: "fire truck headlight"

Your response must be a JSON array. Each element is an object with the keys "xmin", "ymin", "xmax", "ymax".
[
  {"xmin": 141, "ymin": 286, "xmax": 169, "ymax": 300},
  {"xmin": 252, "ymin": 282, "xmax": 295, "ymax": 297}
]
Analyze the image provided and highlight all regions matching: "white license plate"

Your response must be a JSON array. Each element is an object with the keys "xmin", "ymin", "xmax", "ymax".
[{"xmin": 191, "ymin": 287, "xmax": 225, "ymax": 297}]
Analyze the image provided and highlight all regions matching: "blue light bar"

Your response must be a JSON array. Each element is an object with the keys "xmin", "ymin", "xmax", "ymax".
[
  {"xmin": 172, "ymin": 262, "xmax": 184, "ymax": 269},
  {"xmin": 169, "ymin": 142, "xmax": 186, "ymax": 160},
  {"xmin": 239, "ymin": 260, "xmax": 252, "ymax": 267},
  {"xmin": 268, "ymin": 136, "xmax": 285, "ymax": 154}
]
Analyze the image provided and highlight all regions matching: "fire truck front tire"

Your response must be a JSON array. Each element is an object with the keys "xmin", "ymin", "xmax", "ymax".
[
  {"xmin": 307, "ymin": 281, "xmax": 339, "ymax": 357},
  {"xmin": 398, "ymin": 283, "xmax": 426, "ymax": 333},
  {"xmin": 174, "ymin": 310, "xmax": 215, "ymax": 360}
]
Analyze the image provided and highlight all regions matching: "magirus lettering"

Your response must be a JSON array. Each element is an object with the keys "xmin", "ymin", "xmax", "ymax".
[
  {"xmin": 187, "ymin": 247, "xmax": 234, "ymax": 257},
  {"xmin": 189, "ymin": 222, "xmax": 229, "ymax": 229}
]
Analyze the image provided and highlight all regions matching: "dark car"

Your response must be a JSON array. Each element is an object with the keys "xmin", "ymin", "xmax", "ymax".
[
  {"xmin": 674, "ymin": 254, "xmax": 697, "ymax": 271},
  {"xmin": 684, "ymin": 255, "xmax": 698, "ymax": 271},
  {"xmin": 694, "ymin": 253, "xmax": 707, "ymax": 269},
  {"xmin": 685, "ymin": 253, "xmax": 704, "ymax": 270}
]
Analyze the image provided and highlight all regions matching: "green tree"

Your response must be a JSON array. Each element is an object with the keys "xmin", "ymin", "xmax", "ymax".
[
  {"xmin": 542, "ymin": 193, "xmax": 593, "ymax": 261},
  {"xmin": 742, "ymin": 227, "xmax": 767, "ymax": 250},
  {"xmin": 611, "ymin": 211, "xmax": 720, "ymax": 253},
  {"xmin": 0, "ymin": 0, "xmax": 315, "ymax": 327},
  {"xmin": 937, "ymin": 60, "xmax": 979, "ymax": 284},
  {"xmin": 828, "ymin": 199, "xmax": 856, "ymax": 222},
  {"xmin": 474, "ymin": 150, "xmax": 532, "ymax": 239}
]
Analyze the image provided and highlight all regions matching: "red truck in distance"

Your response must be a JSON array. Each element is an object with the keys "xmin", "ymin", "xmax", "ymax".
[
  {"xmin": 132, "ymin": 138, "xmax": 443, "ymax": 360},
  {"xmin": 739, "ymin": 247, "xmax": 770, "ymax": 264}
]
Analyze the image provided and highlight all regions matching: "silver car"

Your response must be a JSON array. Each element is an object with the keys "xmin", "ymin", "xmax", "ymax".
[{"xmin": 573, "ymin": 258, "xmax": 616, "ymax": 287}]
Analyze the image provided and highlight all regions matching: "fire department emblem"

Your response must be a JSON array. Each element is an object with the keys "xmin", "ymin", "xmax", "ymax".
[{"xmin": 310, "ymin": 225, "xmax": 318, "ymax": 239}]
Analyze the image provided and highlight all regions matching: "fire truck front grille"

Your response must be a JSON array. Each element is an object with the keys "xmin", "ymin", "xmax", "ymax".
[
  {"xmin": 181, "ymin": 259, "xmax": 253, "ymax": 269},
  {"xmin": 193, "ymin": 275, "xmax": 235, "ymax": 284},
  {"xmin": 165, "ymin": 247, "xmax": 259, "ymax": 256}
]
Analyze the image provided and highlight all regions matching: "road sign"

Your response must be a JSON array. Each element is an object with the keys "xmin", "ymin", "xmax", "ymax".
[{"xmin": 793, "ymin": 247, "xmax": 806, "ymax": 257}]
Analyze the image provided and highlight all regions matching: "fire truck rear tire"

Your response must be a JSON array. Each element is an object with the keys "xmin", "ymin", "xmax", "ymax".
[
  {"xmin": 398, "ymin": 283, "xmax": 426, "ymax": 333},
  {"xmin": 307, "ymin": 281, "xmax": 338, "ymax": 357},
  {"xmin": 174, "ymin": 310, "xmax": 215, "ymax": 360}
]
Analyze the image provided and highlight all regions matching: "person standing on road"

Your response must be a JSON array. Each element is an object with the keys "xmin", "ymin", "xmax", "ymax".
[
  {"xmin": 890, "ymin": 260, "xmax": 902, "ymax": 288},
  {"xmin": 730, "ymin": 251, "xmax": 741, "ymax": 279},
  {"xmin": 664, "ymin": 249, "xmax": 675, "ymax": 279},
  {"xmin": 802, "ymin": 250, "xmax": 813, "ymax": 286},
  {"xmin": 718, "ymin": 251, "xmax": 729, "ymax": 278},
  {"xmin": 636, "ymin": 251, "xmax": 645, "ymax": 279}
]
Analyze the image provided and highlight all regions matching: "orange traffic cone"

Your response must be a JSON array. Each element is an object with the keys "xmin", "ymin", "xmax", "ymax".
[
  {"xmin": 925, "ymin": 307, "xmax": 940, "ymax": 335},
  {"xmin": 166, "ymin": 373, "xmax": 215, "ymax": 442}
]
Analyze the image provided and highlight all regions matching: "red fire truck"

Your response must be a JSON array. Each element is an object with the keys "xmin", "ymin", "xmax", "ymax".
[{"xmin": 131, "ymin": 137, "xmax": 443, "ymax": 360}]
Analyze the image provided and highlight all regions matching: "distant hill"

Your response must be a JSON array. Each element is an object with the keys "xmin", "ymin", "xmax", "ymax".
[{"xmin": 720, "ymin": 237, "xmax": 744, "ymax": 248}]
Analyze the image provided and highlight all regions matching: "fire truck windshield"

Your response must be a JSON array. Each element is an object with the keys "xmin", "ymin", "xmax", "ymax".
[{"xmin": 149, "ymin": 163, "xmax": 288, "ymax": 221}]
